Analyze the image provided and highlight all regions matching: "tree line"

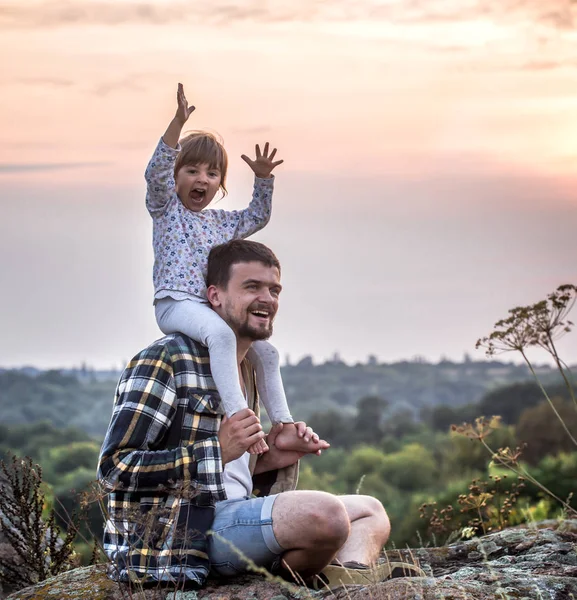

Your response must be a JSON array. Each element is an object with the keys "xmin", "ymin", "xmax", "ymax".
[{"xmin": 1, "ymin": 378, "xmax": 575, "ymax": 554}]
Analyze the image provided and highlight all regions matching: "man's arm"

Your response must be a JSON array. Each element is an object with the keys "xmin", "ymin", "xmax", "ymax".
[{"xmin": 97, "ymin": 346, "xmax": 222, "ymax": 494}]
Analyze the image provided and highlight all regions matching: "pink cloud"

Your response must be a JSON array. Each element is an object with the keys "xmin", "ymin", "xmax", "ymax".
[{"xmin": 0, "ymin": 0, "xmax": 574, "ymax": 29}]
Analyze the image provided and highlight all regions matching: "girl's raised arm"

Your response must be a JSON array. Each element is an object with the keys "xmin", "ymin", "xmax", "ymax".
[
  {"xmin": 163, "ymin": 83, "xmax": 195, "ymax": 149},
  {"xmin": 145, "ymin": 84, "xmax": 195, "ymax": 215},
  {"xmin": 241, "ymin": 142, "xmax": 284, "ymax": 179}
]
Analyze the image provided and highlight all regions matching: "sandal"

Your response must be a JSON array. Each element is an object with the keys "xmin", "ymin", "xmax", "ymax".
[{"xmin": 311, "ymin": 560, "xmax": 426, "ymax": 590}]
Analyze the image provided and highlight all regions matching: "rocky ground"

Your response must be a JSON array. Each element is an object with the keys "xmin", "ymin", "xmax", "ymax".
[{"xmin": 4, "ymin": 520, "xmax": 577, "ymax": 600}]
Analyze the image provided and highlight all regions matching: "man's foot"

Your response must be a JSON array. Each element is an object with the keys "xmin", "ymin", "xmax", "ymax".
[
  {"xmin": 273, "ymin": 422, "xmax": 327, "ymax": 453},
  {"xmin": 310, "ymin": 560, "xmax": 426, "ymax": 590}
]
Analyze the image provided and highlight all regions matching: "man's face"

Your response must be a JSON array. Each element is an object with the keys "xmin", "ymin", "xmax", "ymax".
[{"xmin": 215, "ymin": 261, "xmax": 282, "ymax": 341}]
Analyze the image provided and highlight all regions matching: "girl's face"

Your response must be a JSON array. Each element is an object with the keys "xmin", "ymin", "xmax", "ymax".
[{"xmin": 175, "ymin": 163, "xmax": 222, "ymax": 212}]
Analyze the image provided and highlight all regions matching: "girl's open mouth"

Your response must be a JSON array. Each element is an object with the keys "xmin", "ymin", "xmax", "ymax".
[{"xmin": 190, "ymin": 189, "xmax": 206, "ymax": 201}]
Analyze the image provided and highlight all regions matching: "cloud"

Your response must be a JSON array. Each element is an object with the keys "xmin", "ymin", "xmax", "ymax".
[
  {"xmin": 91, "ymin": 75, "xmax": 147, "ymax": 97},
  {"xmin": 2, "ymin": 1, "xmax": 577, "ymax": 72},
  {"xmin": 1, "ymin": 71, "xmax": 166, "ymax": 96},
  {"xmin": 11, "ymin": 76, "xmax": 75, "ymax": 87},
  {"xmin": 0, "ymin": 0, "xmax": 575, "ymax": 30},
  {"xmin": 519, "ymin": 59, "xmax": 577, "ymax": 71},
  {"xmin": 232, "ymin": 125, "xmax": 272, "ymax": 135},
  {"xmin": 471, "ymin": 57, "xmax": 577, "ymax": 73},
  {"xmin": 0, "ymin": 162, "xmax": 109, "ymax": 173},
  {"xmin": 4, "ymin": 141, "xmax": 60, "ymax": 150},
  {"xmin": 0, "ymin": 1, "xmax": 295, "ymax": 28},
  {"xmin": 389, "ymin": 0, "xmax": 576, "ymax": 29}
]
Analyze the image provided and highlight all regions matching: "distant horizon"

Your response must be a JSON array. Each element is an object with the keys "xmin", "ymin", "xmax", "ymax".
[{"xmin": 1, "ymin": 345, "xmax": 574, "ymax": 372}]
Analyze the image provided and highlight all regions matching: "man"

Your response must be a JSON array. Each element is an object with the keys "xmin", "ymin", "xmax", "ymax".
[{"xmin": 98, "ymin": 240, "xmax": 420, "ymax": 589}]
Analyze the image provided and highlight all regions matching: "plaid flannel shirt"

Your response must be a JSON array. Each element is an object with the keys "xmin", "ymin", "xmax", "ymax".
[{"xmin": 97, "ymin": 333, "xmax": 298, "ymax": 586}]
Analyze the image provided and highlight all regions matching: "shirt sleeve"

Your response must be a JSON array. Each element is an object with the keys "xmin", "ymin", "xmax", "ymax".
[
  {"xmin": 145, "ymin": 138, "xmax": 181, "ymax": 217},
  {"xmin": 97, "ymin": 346, "xmax": 224, "ymax": 495},
  {"xmin": 209, "ymin": 176, "xmax": 274, "ymax": 239}
]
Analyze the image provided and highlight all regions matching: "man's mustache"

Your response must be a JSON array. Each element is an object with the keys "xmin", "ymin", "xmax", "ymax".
[{"xmin": 248, "ymin": 302, "xmax": 276, "ymax": 314}]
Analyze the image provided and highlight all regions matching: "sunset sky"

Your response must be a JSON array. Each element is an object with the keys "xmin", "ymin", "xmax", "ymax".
[{"xmin": 1, "ymin": 0, "xmax": 577, "ymax": 369}]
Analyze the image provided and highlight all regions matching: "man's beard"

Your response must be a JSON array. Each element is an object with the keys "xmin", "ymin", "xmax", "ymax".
[
  {"xmin": 224, "ymin": 305, "xmax": 274, "ymax": 341},
  {"xmin": 236, "ymin": 320, "xmax": 274, "ymax": 341}
]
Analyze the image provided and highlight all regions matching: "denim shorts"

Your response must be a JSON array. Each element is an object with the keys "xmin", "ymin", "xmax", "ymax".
[{"xmin": 207, "ymin": 495, "xmax": 284, "ymax": 577}]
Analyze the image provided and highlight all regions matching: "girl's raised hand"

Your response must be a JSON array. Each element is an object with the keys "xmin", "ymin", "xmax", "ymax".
[
  {"xmin": 241, "ymin": 143, "xmax": 284, "ymax": 179},
  {"xmin": 175, "ymin": 83, "xmax": 195, "ymax": 124}
]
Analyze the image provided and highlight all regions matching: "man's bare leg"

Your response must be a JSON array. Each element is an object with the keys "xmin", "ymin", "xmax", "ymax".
[
  {"xmin": 334, "ymin": 495, "xmax": 390, "ymax": 566},
  {"xmin": 271, "ymin": 490, "xmax": 350, "ymax": 579}
]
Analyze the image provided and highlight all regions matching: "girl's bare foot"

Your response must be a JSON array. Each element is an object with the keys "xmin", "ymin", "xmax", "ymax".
[
  {"xmin": 248, "ymin": 437, "xmax": 269, "ymax": 455},
  {"xmin": 273, "ymin": 423, "xmax": 327, "ymax": 453}
]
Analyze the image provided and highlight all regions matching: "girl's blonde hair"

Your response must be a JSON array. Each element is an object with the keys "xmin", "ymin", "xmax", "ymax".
[{"xmin": 174, "ymin": 131, "xmax": 228, "ymax": 196}]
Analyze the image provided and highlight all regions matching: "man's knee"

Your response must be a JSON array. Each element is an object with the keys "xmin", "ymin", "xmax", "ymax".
[
  {"xmin": 273, "ymin": 491, "xmax": 350, "ymax": 550},
  {"xmin": 309, "ymin": 494, "xmax": 350, "ymax": 547},
  {"xmin": 359, "ymin": 495, "xmax": 391, "ymax": 538},
  {"xmin": 361, "ymin": 495, "xmax": 387, "ymax": 516}
]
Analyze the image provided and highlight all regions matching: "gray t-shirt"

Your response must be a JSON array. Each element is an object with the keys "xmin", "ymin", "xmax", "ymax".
[{"xmin": 222, "ymin": 388, "xmax": 254, "ymax": 498}]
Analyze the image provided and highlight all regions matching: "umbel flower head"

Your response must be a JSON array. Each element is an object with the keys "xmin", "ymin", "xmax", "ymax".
[
  {"xmin": 490, "ymin": 445, "xmax": 526, "ymax": 468},
  {"xmin": 476, "ymin": 284, "xmax": 576, "ymax": 357},
  {"xmin": 451, "ymin": 415, "xmax": 502, "ymax": 441}
]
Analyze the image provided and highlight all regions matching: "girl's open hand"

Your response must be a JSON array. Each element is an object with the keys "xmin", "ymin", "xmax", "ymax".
[
  {"xmin": 175, "ymin": 83, "xmax": 195, "ymax": 124},
  {"xmin": 241, "ymin": 143, "xmax": 284, "ymax": 179}
]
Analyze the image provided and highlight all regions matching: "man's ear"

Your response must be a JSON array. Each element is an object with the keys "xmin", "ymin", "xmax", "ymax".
[{"xmin": 206, "ymin": 285, "xmax": 221, "ymax": 308}]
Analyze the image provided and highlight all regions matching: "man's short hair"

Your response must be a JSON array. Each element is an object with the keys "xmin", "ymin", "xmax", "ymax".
[{"xmin": 207, "ymin": 240, "xmax": 281, "ymax": 289}]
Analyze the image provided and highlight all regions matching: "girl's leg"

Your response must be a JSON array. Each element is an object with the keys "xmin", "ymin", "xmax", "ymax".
[
  {"xmin": 247, "ymin": 341, "xmax": 293, "ymax": 424},
  {"xmin": 155, "ymin": 298, "xmax": 248, "ymax": 418},
  {"xmin": 247, "ymin": 341, "xmax": 328, "ymax": 453}
]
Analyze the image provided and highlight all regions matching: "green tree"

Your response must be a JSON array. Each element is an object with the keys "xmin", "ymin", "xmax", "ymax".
[
  {"xmin": 378, "ymin": 443, "xmax": 436, "ymax": 492},
  {"xmin": 46, "ymin": 442, "xmax": 101, "ymax": 477},
  {"xmin": 54, "ymin": 468, "xmax": 102, "ymax": 540},
  {"xmin": 446, "ymin": 425, "xmax": 516, "ymax": 476},
  {"xmin": 307, "ymin": 410, "xmax": 350, "ymax": 448},
  {"xmin": 297, "ymin": 463, "xmax": 339, "ymax": 494},
  {"xmin": 477, "ymin": 382, "xmax": 568, "ymax": 425},
  {"xmin": 529, "ymin": 452, "xmax": 577, "ymax": 510},
  {"xmin": 354, "ymin": 396, "xmax": 389, "ymax": 445},
  {"xmin": 339, "ymin": 446, "xmax": 389, "ymax": 492},
  {"xmin": 382, "ymin": 408, "xmax": 420, "ymax": 439},
  {"xmin": 516, "ymin": 399, "xmax": 577, "ymax": 465}
]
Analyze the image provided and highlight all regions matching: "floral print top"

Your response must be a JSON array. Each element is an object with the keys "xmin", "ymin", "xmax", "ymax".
[{"xmin": 145, "ymin": 138, "xmax": 274, "ymax": 301}]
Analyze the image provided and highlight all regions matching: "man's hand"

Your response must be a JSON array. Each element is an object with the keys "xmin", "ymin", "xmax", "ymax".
[
  {"xmin": 253, "ymin": 422, "xmax": 330, "ymax": 475},
  {"xmin": 218, "ymin": 409, "xmax": 265, "ymax": 465},
  {"xmin": 241, "ymin": 142, "xmax": 284, "ymax": 178},
  {"xmin": 175, "ymin": 83, "xmax": 195, "ymax": 125}
]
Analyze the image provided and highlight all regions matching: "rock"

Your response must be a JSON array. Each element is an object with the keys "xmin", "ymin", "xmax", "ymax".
[
  {"xmin": 5, "ymin": 521, "xmax": 577, "ymax": 600},
  {"xmin": 0, "ymin": 468, "xmax": 24, "ymax": 599},
  {"xmin": 0, "ymin": 542, "xmax": 22, "ymax": 599}
]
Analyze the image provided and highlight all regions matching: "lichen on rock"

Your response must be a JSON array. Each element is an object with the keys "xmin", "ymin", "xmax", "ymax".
[{"xmin": 5, "ymin": 521, "xmax": 577, "ymax": 600}]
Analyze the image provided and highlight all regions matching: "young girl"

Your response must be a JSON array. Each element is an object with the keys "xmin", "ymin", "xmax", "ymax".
[{"xmin": 146, "ymin": 84, "xmax": 310, "ymax": 454}]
